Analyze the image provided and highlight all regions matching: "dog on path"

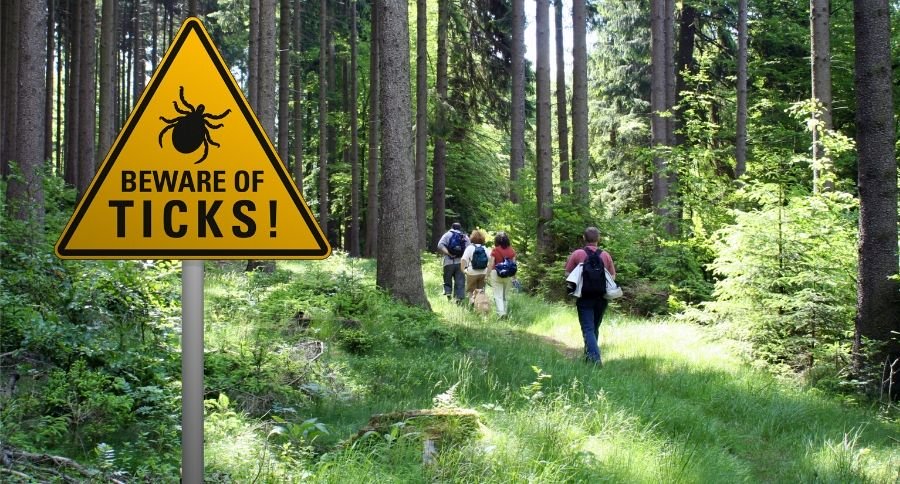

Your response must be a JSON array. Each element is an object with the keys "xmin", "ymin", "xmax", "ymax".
[{"xmin": 470, "ymin": 289, "xmax": 491, "ymax": 315}]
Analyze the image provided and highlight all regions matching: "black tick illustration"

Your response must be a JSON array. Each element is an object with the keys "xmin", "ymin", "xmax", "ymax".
[{"xmin": 158, "ymin": 86, "xmax": 231, "ymax": 164}]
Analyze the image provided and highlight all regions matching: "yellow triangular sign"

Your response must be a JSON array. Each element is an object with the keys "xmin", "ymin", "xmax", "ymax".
[{"xmin": 56, "ymin": 18, "xmax": 330, "ymax": 260}]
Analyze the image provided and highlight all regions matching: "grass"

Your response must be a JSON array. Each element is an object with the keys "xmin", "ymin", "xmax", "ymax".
[{"xmin": 201, "ymin": 254, "xmax": 899, "ymax": 483}]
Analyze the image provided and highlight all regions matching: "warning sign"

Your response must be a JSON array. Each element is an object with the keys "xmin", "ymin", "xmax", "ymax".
[{"xmin": 56, "ymin": 18, "xmax": 330, "ymax": 260}]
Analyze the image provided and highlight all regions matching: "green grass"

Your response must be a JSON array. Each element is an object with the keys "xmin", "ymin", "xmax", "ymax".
[{"xmin": 201, "ymin": 254, "xmax": 899, "ymax": 483}]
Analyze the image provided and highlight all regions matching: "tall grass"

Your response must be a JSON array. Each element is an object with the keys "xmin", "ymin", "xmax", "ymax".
[{"xmin": 201, "ymin": 255, "xmax": 899, "ymax": 483}]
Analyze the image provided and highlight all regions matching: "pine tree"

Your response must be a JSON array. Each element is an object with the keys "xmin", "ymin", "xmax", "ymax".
[{"xmin": 377, "ymin": 0, "xmax": 430, "ymax": 309}]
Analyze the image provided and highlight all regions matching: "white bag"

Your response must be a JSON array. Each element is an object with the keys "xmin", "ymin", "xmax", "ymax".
[
  {"xmin": 565, "ymin": 264, "xmax": 584, "ymax": 297},
  {"xmin": 566, "ymin": 263, "xmax": 623, "ymax": 300},
  {"xmin": 604, "ymin": 269, "xmax": 623, "ymax": 300}
]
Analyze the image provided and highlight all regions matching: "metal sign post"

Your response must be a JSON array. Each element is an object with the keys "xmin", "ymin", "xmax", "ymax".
[
  {"xmin": 53, "ymin": 18, "xmax": 331, "ymax": 481},
  {"xmin": 181, "ymin": 260, "xmax": 204, "ymax": 483}
]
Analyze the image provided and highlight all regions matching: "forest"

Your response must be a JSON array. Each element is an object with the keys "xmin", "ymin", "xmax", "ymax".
[{"xmin": 1, "ymin": 0, "xmax": 899, "ymax": 481}]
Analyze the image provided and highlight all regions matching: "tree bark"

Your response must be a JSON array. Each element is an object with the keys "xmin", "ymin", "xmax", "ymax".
[
  {"xmin": 44, "ymin": 0, "xmax": 55, "ymax": 165},
  {"xmin": 188, "ymin": 0, "xmax": 200, "ymax": 17},
  {"xmin": 811, "ymin": 0, "xmax": 833, "ymax": 192},
  {"xmin": 431, "ymin": 0, "xmax": 449, "ymax": 249},
  {"xmin": 571, "ymin": 0, "xmax": 589, "ymax": 205},
  {"xmin": 99, "ymin": 0, "xmax": 116, "ymax": 159},
  {"xmin": 249, "ymin": 0, "xmax": 260, "ymax": 107},
  {"xmin": 663, "ymin": 0, "xmax": 677, "ymax": 234},
  {"xmin": 675, "ymin": 3, "xmax": 696, "ymax": 149},
  {"xmin": 509, "ymin": 0, "xmax": 525, "ymax": 203},
  {"xmin": 555, "ymin": 0, "xmax": 570, "ymax": 196},
  {"xmin": 77, "ymin": 0, "xmax": 96, "ymax": 196},
  {"xmin": 852, "ymin": 0, "xmax": 899, "ymax": 389},
  {"xmin": 6, "ymin": 0, "xmax": 47, "ymax": 235},
  {"xmin": 259, "ymin": 0, "xmax": 277, "ymax": 139},
  {"xmin": 292, "ymin": 0, "xmax": 305, "ymax": 192},
  {"xmin": 650, "ymin": 0, "xmax": 670, "ymax": 227},
  {"xmin": 65, "ymin": 2, "xmax": 78, "ymax": 187},
  {"xmin": 278, "ymin": 0, "xmax": 291, "ymax": 166},
  {"xmin": 377, "ymin": 0, "xmax": 431, "ymax": 309},
  {"xmin": 133, "ymin": 0, "xmax": 143, "ymax": 107},
  {"xmin": 415, "ymin": 0, "xmax": 428, "ymax": 251},
  {"xmin": 247, "ymin": 0, "xmax": 278, "ymax": 273},
  {"xmin": 735, "ymin": 0, "xmax": 748, "ymax": 178},
  {"xmin": 536, "ymin": 0, "xmax": 554, "ymax": 255},
  {"xmin": 365, "ymin": 0, "xmax": 381, "ymax": 258},
  {"xmin": 1, "ymin": 0, "xmax": 20, "ymax": 180},
  {"xmin": 318, "ymin": 0, "xmax": 330, "ymax": 238},
  {"xmin": 349, "ymin": 0, "xmax": 361, "ymax": 257}
]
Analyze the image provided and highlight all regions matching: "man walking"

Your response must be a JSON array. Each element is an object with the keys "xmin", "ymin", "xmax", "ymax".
[
  {"xmin": 564, "ymin": 227, "xmax": 616, "ymax": 365},
  {"xmin": 437, "ymin": 222, "xmax": 469, "ymax": 303}
]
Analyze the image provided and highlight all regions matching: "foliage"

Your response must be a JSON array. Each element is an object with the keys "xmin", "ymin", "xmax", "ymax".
[
  {"xmin": 1, "ymin": 178, "xmax": 182, "ymax": 474},
  {"xmin": 705, "ymin": 187, "xmax": 859, "ymax": 383}
]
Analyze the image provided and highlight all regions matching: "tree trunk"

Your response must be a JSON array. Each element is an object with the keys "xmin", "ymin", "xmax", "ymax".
[
  {"xmin": 77, "ymin": 0, "xmax": 97, "ymax": 196},
  {"xmin": 431, "ymin": 0, "xmax": 449, "ymax": 249},
  {"xmin": 133, "ymin": 0, "xmax": 143, "ymax": 106},
  {"xmin": 247, "ymin": 0, "xmax": 278, "ymax": 273},
  {"xmin": 377, "ymin": 0, "xmax": 431, "ymax": 309},
  {"xmin": 675, "ymin": 3, "xmax": 696, "ymax": 148},
  {"xmin": 811, "ymin": 0, "xmax": 833, "ymax": 192},
  {"xmin": 1, "ymin": 0, "xmax": 20, "ymax": 180},
  {"xmin": 365, "ymin": 0, "xmax": 380, "ymax": 258},
  {"xmin": 536, "ymin": 0, "xmax": 553, "ymax": 255},
  {"xmin": 571, "ymin": 0, "xmax": 589, "ymax": 205},
  {"xmin": 151, "ymin": 0, "xmax": 158, "ymax": 67},
  {"xmin": 650, "ymin": 0, "xmax": 670, "ymax": 226},
  {"xmin": 99, "ymin": 0, "xmax": 116, "ymax": 159},
  {"xmin": 44, "ymin": 0, "xmax": 55, "ymax": 165},
  {"xmin": 292, "ymin": 0, "xmax": 305, "ymax": 192},
  {"xmin": 259, "ymin": 0, "xmax": 276, "ymax": 138},
  {"xmin": 326, "ymin": 8, "xmax": 338, "ymax": 248},
  {"xmin": 415, "ymin": 0, "xmax": 428, "ymax": 251},
  {"xmin": 249, "ymin": 0, "xmax": 259, "ymax": 107},
  {"xmin": 663, "ymin": 0, "xmax": 678, "ymax": 234},
  {"xmin": 65, "ymin": 3, "xmax": 78, "ymax": 187},
  {"xmin": 555, "ymin": 0, "xmax": 570, "ymax": 196},
  {"xmin": 349, "ymin": 0, "xmax": 361, "ymax": 257},
  {"xmin": 278, "ymin": 0, "xmax": 291, "ymax": 166},
  {"xmin": 55, "ymin": 10, "xmax": 64, "ymax": 174},
  {"xmin": 509, "ymin": 0, "xmax": 525, "ymax": 203},
  {"xmin": 852, "ymin": 0, "xmax": 899, "ymax": 391},
  {"xmin": 5, "ymin": 0, "xmax": 47, "ymax": 236},
  {"xmin": 318, "ymin": 0, "xmax": 330, "ymax": 238},
  {"xmin": 735, "ymin": 0, "xmax": 748, "ymax": 178}
]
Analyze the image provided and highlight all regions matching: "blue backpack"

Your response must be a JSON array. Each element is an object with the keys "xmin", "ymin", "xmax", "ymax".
[
  {"xmin": 495, "ymin": 258, "xmax": 517, "ymax": 278},
  {"xmin": 447, "ymin": 231, "xmax": 466, "ymax": 257},
  {"xmin": 471, "ymin": 245, "xmax": 489, "ymax": 270}
]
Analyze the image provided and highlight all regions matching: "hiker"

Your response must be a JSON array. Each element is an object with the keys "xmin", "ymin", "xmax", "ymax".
[
  {"xmin": 564, "ymin": 227, "xmax": 616, "ymax": 365},
  {"xmin": 489, "ymin": 231, "xmax": 517, "ymax": 318},
  {"xmin": 460, "ymin": 229, "xmax": 490, "ymax": 303},
  {"xmin": 437, "ymin": 222, "xmax": 469, "ymax": 303}
]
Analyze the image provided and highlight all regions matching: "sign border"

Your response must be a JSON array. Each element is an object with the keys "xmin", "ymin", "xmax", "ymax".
[{"xmin": 55, "ymin": 18, "xmax": 330, "ymax": 260}]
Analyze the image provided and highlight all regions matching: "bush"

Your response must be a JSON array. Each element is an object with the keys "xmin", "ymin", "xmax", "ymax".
[{"xmin": 705, "ymin": 188, "xmax": 858, "ymax": 377}]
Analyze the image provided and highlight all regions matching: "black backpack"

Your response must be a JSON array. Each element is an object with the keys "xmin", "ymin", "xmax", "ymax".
[
  {"xmin": 447, "ymin": 231, "xmax": 465, "ymax": 257},
  {"xmin": 471, "ymin": 246, "xmax": 489, "ymax": 270},
  {"xmin": 580, "ymin": 247, "xmax": 607, "ymax": 298}
]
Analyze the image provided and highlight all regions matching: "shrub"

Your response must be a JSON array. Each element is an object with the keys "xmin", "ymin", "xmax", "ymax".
[{"xmin": 706, "ymin": 188, "xmax": 858, "ymax": 377}]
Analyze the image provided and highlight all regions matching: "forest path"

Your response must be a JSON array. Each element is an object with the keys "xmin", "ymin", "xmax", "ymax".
[{"xmin": 424, "ymin": 275, "xmax": 900, "ymax": 483}]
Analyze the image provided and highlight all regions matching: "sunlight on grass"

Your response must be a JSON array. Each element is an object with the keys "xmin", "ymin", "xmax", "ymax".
[{"xmin": 192, "ymin": 257, "xmax": 899, "ymax": 482}]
